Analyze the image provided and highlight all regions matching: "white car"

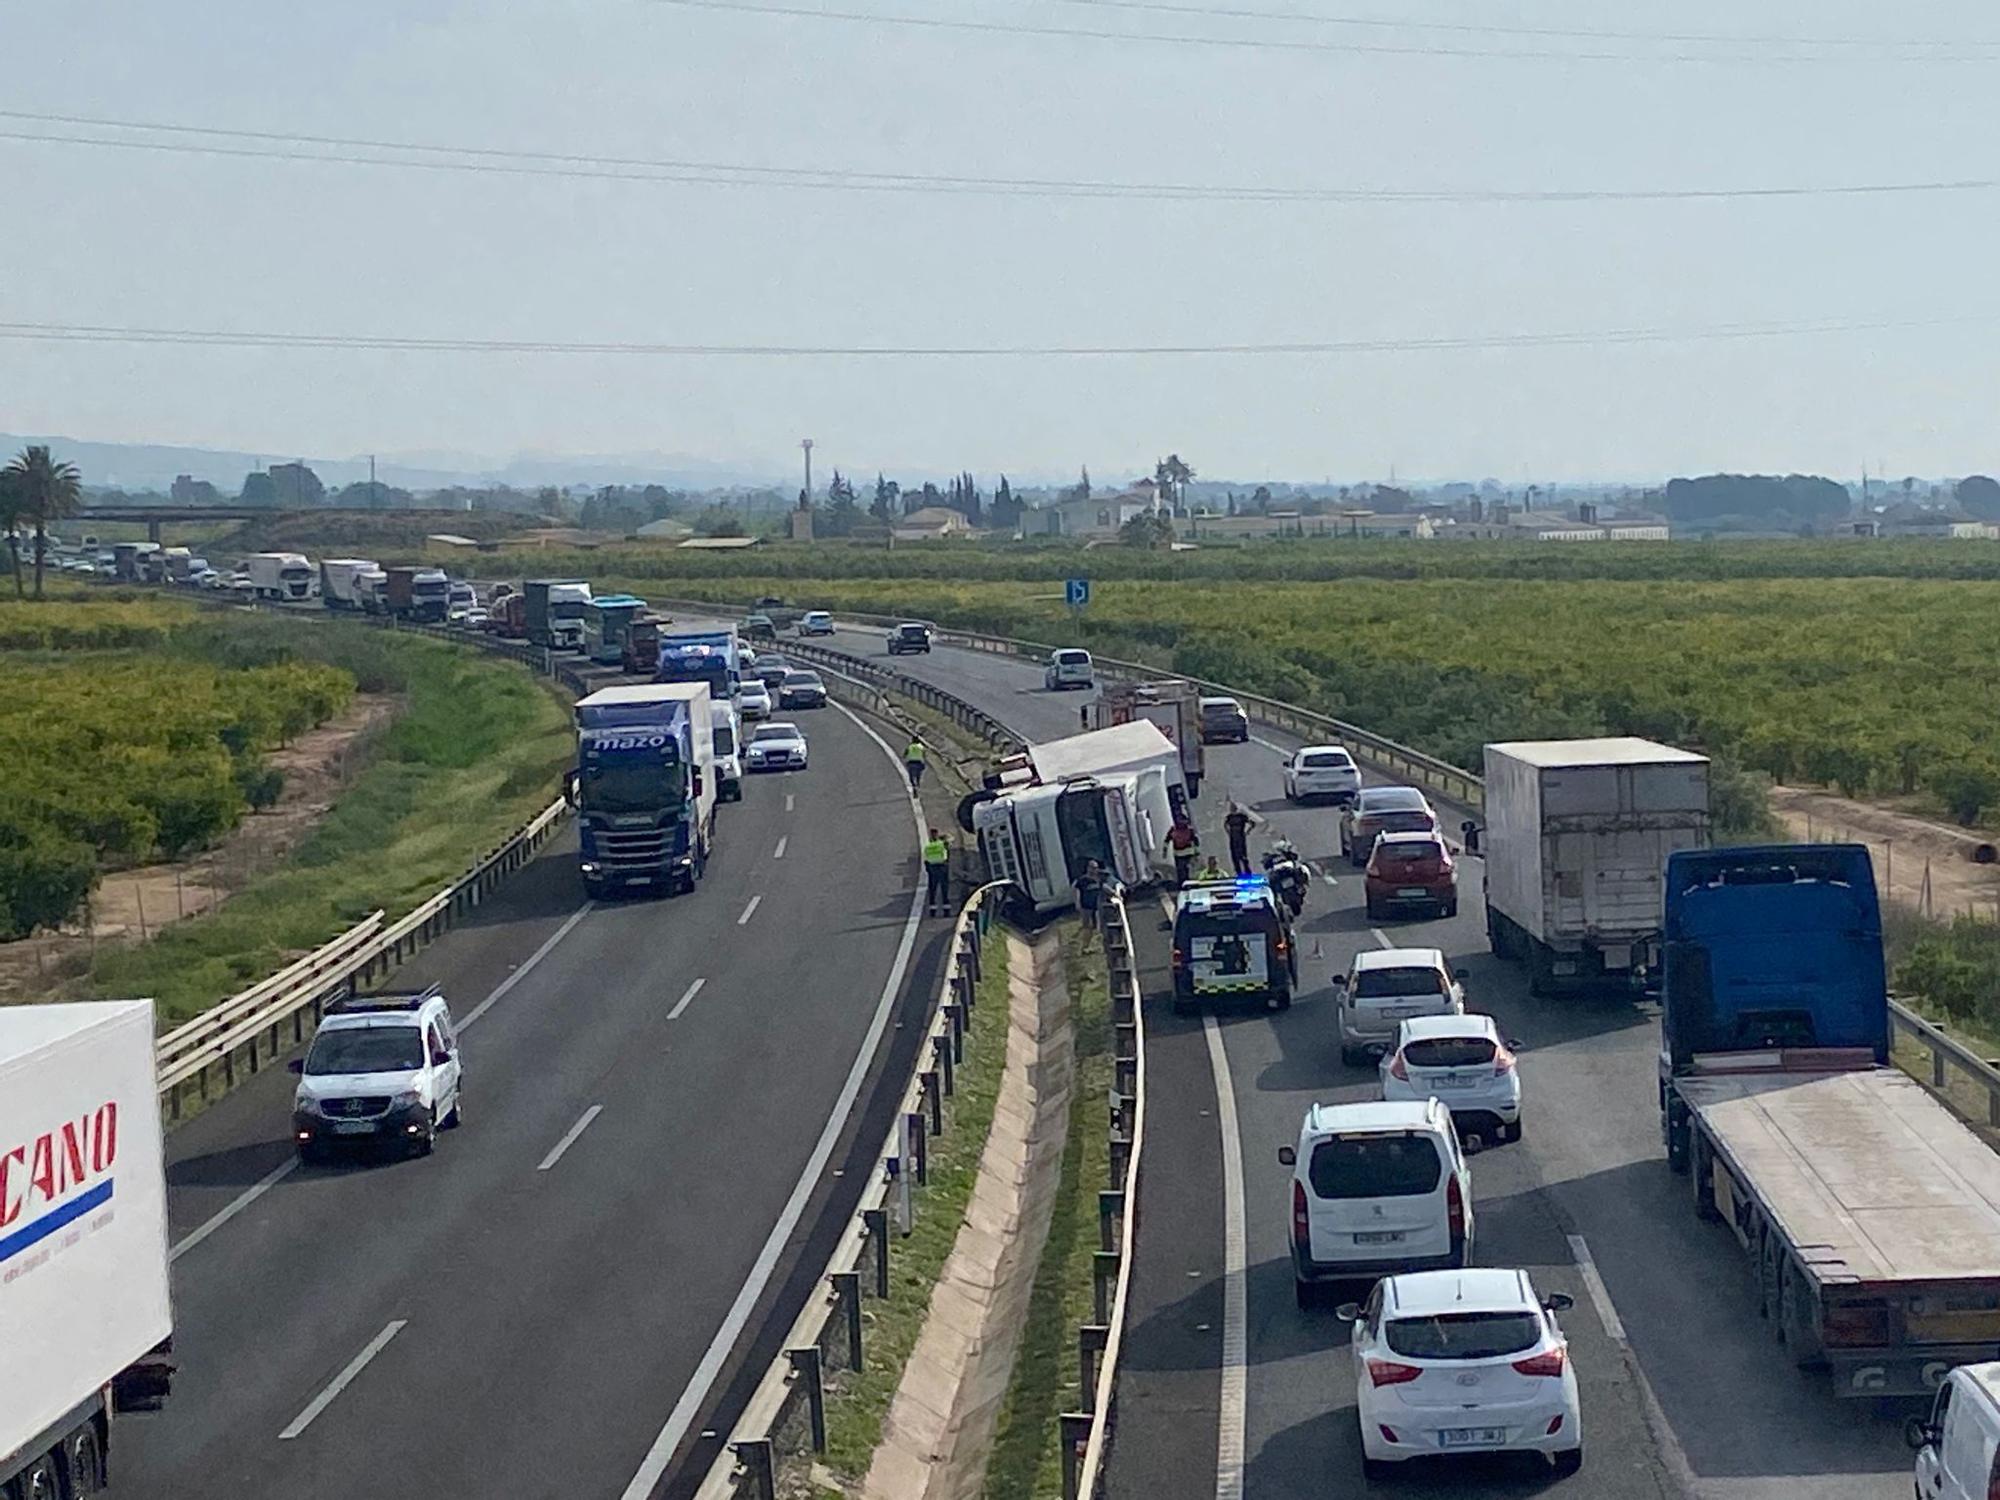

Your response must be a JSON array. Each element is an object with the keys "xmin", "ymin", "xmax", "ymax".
[
  {"xmin": 288, "ymin": 987, "xmax": 463, "ymax": 1162},
  {"xmin": 1333, "ymin": 947, "xmax": 1466, "ymax": 1067},
  {"xmin": 1342, "ymin": 1269, "xmax": 1582, "ymax": 1479},
  {"xmin": 1044, "ymin": 648, "xmax": 1094, "ymax": 690},
  {"xmin": 745, "ymin": 720, "xmax": 808, "ymax": 772},
  {"xmin": 1283, "ymin": 745, "xmax": 1362, "ymax": 804},
  {"xmin": 1281, "ymin": 1098, "xmax": 1473, "ymax": 1304},
  {"xmin": 736, "ymin": 681, "xmax": 773, "ymax": 720},
  {"xmin": 796, "ymin": 610, "xmax": 835, "ymax": 637},
  {"xmin": 1380, "ymin": 1014, "xmax": 1522, "ymax": 1145},
  {"xmin": 1911, "ymin": 1360, "xmax": 2000, "ymax": 1500}
]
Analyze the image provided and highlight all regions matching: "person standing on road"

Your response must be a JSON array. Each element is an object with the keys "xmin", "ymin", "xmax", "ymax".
[
  {"xmin": 1074, "ymin": 859, "xmax": 1105, "ymax": 931},
  {"xmin": 1224, "ymin": 800, "xmax": 1254, "ymax": 876},
  {"xmin": 1194, "ymin": 854, "xmax": 1226, "ymax": 883},
  {"xmin": 1165, "ymin": 817, "xmax": 1201, "ymax": 888},
  {"xmin": 903, "ymin": 735, "xmax": 927, "ymax": 791},
  {"xmin": 922, "ymin": 827, "xmax": 951, "ymax": 916}
]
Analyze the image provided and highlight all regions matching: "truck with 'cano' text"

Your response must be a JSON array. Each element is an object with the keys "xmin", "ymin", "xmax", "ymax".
[
  {"xmin": 2, "ymin": 1002, "xmax": 175, "ymax": 1497},
  {"xmin": 569, "ymin": 684, "xmax": 717, "ymax": 898},
  {"xmin": 1661, "ymin": 843, "xmax": 2000, "ymax": 1398}
]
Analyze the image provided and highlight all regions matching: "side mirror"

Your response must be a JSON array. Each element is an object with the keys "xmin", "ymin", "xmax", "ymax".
[
  {"xmin": 1905, "ymin": 1416, "xmax": 1938, "ymax": 1452},
  {"xmin": 1543, "ymin": 1293, "xmax": 1574, "ymax": 1313},
  {"xmin": 1277, "ymin": 1145, "xmax": 1297, "ymax": 1166},
  {"xmin": 431, "ymin": 1048, "xmax": 451, "ymax": 1067},
  {"xmin": 1330, "ymin": 974, "xmax": 1348, "ymax": 991},
  {"xmin": 286, "ymin": 1058, "xmax": 305, "ymax": 1074},
  {"xmin": 1334, "ymin": 1302, "xmax": 1362, "ymax": 1322},
  {"xmin": 562, "ymin": 769, "xmax": 579, "ymax": 809},
  {"xmin": 1506, "ymin": 1037, "xmax": 1524, "ymax": 1050},
  {"xmin": 693, "ymin": 769, "xmax": 705, "ymax": 798}
]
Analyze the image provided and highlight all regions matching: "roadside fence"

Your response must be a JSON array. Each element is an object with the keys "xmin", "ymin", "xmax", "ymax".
[{"xmin": 692, "ymin": 883, "xmax": 1008, "ymax": 1500}]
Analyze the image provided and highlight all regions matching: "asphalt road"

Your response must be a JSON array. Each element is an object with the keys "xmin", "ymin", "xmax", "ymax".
[
  {"xmin": 112, "ymin": 683, "xmax": 931, "ymax": 1500},
  {"xmin": 814, "ymin": 621, "xmax": 1921, "ymax": 1500}
]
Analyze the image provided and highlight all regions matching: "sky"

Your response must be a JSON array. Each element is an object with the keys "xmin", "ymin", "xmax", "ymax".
[{"xmin": 2, "ymin": 0, "xmax": 1998, "ymax": 488}]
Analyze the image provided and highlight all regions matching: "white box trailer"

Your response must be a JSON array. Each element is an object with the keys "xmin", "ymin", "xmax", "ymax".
[
  {"xmin": 1, "ymin": 1002, "xmax": 174, "ymax": 1495},
  {"xmin": 246, "ymin": 551, "xmax": 313, "ymax": 602},
  {"xmin": 1482, "ymin": 737, "xmax": 1709, "ymax": 995},
  {"xmin": 319, "ymin": 557, "xmax": 379, "ymax": 610}
]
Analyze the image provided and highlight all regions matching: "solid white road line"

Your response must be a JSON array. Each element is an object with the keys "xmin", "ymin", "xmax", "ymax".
[
  {"xmin": 618, "ymin": 698, "xmax": 929, "ymax": 1500},
  {"xmin": 1566, "ymin": 1233, "xmax": 1626, "ymax": 1342},
  {"xmin": 277, "ymin": 1320, "xmax": 406, "ymax": 1440},
  {"xmin": 1249, "ymin": 734, "xmax": 1289, "ymax": 755},
  {"xmin": 1370, "ymin": 927, "xmax": 1394, "ymax": 949},
  {"xmin": 170, "ymin": 899, "xmax": 596, "ymax": 1263},
  {"xmin": 773, "ymin": 836, "xmax": 788, "ymax": 859},
  {"xmin": 1201, "ymin": 1013, "xmax": 1248, "ymax": 1500},
  {"xmin": 736, "ymin": 894, "xmax": 762, "ymax": 926},
  {"xmin": 668, "ymin": 977, "xmax": 707, "ymax": 1020},
  {"xmin": 537, "ymin": 1105, "xmax": 604, "ymax": 1172}
]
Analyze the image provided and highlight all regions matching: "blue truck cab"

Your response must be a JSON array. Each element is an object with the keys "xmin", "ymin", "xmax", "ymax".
[
  {"xmin": 655, "ymin": 628, "xmax": 741, "ymax": 700},
  {"xmin": 570, "ymin": 685, "xmax": 718, "ymax": 899}
]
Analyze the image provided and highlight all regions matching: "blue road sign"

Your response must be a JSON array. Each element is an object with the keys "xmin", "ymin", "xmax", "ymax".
[{"xmin": 1066, "ymin": 578, "xmax": 1091, "ymax": 609}]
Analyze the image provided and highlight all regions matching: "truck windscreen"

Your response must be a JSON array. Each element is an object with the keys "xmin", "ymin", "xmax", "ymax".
[
  {"xmin": 1054, "ymin": 787, "xmax": 1114, "ymax": 873},
  {"xmin": 581, "ymin": 760, "xmax": 687, "ymax": 814}
]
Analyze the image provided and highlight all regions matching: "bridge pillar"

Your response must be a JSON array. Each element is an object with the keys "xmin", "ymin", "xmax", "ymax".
[{"xmin": 148, "ymin": 517, "xmax": 162, "ymax": 543}]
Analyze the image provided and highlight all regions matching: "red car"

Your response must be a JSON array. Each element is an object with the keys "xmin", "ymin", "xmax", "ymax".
[{"xmin": 1364, "ymin": 832, "xmax": 1458, "ymax": 920}]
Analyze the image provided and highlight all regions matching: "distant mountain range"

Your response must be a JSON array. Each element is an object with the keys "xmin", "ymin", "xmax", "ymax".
[{"xmin": 0, "ymin": 433, "xmax": 789, "ymax": 493}]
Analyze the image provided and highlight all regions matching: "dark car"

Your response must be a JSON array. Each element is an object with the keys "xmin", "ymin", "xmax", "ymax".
[
  {"xmin": 1364, "ymin": 832, "xmax": 1458, "ymax": 920},
  {"xmin": 1199, "ymin": 695, "xmax": 1250, "ymax": 744},
  {"xmin": 778, "ymin": 669, "xmax": 828, "ymax": 709},
  {"xmin": 1340, "ymin": 786, "xmax": 1440, "ymax": 867},
  {"xmin": 888, "ymin": 621, "xmax": 933, "ymax": 655},
  {"xmin": 752, "ymin": 655, "xmax": 792, "ymax": 689},
  {"xmin": 742, "ymin": 613, "xmax": 777, "ymax": 642}
]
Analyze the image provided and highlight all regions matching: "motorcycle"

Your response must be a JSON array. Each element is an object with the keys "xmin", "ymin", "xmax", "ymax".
[{"xmin": 1263, "ymin": 843, "xmax": 1310, "ymax": 919}]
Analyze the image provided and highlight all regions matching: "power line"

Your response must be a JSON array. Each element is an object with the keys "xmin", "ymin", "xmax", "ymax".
[
  {"xmin": 0, "ymin": 313, "xmax": 1988, "ymax": 359},
  {"xmin": 1047, "ymin": 0, "xmax": 1984, "ymax": 52},
  {"xmin": 3, "ymin": 110, "xmax": 1995, "ymax": 206},
  {"xmin": 646, "ymin": 0, "xmax": 2000, "ymax": 63}
]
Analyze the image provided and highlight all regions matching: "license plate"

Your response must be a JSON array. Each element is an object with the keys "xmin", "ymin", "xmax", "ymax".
[
  {"xmin": 1397, "ymin": 887, "xmax": 1428, "ymax": 897},
  {"xmin": 1430, "ymin": 1073, "xmax": 1476, "ymax": 1089},
  {"xmin": 1353, "ymin": 1230, "xmax": 1405, "ymax": 1245},
  {"xmin": 1382, "ymin": 1008, "xmax": 1420, "ymax": 1020},
  {"xmin": 332, "ymin": 1120, "xmax": 376, "ymax": 1135},
  {"xmin": 1439, "ymin": 1428, "xmax": 1506, "ymax": 1447}
]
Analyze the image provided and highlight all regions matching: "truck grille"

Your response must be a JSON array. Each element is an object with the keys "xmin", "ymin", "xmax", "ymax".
[
  {"xmin": 325, "ymin": 1096, "xmax": 391, "ymax": 1118},
  {"xmin": 597, "ymin": 829, "xmax": 671, "ymax": 864}
]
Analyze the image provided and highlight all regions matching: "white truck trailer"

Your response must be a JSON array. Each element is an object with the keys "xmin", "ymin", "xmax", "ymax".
[
  {"xmin": 246, "ymin": 551, "xmax": 314, "ymax": 602},
  {"xmin": 1, "ymin": 1002, "xmax": 174, "ymax": 1497},
  {"xmin": 1482, "ymin": 737, "xmax": 1710, "ymax": 995},
  {"xmin": 319, "ymin": 557, "xmax": 380, "ymax": 610}
]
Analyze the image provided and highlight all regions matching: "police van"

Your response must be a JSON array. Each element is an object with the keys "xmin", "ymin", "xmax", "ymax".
[{"xmin": 1170, "ymin": 876, "xmax": 1296, "ymax": 1015}]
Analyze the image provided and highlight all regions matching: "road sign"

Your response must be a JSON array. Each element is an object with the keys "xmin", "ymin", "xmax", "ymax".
[{"xmin": 1065, "ymin": 578, "xmax": 1090, "ymax": 609}]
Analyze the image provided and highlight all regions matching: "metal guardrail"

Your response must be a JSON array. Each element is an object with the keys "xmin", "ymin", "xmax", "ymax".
[
  {"xmin": 1061, "ymin": 888, "xmax": 1147, "ymax": 1500},
  {"xmin": 692, "ymin": 883, "xmax": 1008, "ymax": 1500},
  {"xmin": 1888, "ymin": 1000, "xmax": 2000, "ymax": 1130}
]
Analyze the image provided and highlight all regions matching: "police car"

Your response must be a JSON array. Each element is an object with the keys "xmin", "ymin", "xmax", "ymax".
[
  {"xmin": 1170, "ymin": 876, "xmax": 1297, "ymax": 1015},
  {"xmin": 288, "ymin": 986, "xmax": 464, "ymax": 1161}
]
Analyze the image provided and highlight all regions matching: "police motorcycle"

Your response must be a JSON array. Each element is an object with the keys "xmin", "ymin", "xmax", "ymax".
[{"xmin": 1261, "ymin": 838, "xmax": 1311, "ymax": 919}]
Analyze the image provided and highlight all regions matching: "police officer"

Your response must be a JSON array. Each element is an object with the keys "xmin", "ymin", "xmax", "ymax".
[
  {"xmin": 1223, "ymin": 800, "xmax": 1254, "ymax": 877},
  {"xmin": 904, "ymin": 736, "xmax": 927, "ymax": 791},
  {"xmin": 923, "ymin": 827, "xmax": 951, "ymax": 915}
]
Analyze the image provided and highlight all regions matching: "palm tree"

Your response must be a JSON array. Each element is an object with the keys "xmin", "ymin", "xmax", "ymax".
[
  {"xmin": 3, "ymin": 446, "xmax": 82, "ymax": 599},
  {"xmin": 0, "ymin": 467, "xmax": 24, "ymax": 598}
]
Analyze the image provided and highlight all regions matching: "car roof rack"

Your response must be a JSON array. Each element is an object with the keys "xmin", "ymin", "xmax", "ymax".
[{"xmin": 332, "ymin": 982, "xmax": 443, "ymax": 1014}]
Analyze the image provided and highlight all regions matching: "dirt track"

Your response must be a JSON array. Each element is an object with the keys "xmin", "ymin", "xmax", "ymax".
[{"xmin": 1769, "ymin": 783, "xmax": 2000, "ymax": 923}]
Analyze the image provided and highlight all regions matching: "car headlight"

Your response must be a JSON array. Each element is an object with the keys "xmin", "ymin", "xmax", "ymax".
[
  {"xmin": 295, "ymin": 1091, "xmax": 322, "ymax": 1115},
  {"xmin": 391, "ymin": 1089, "xmax": 424, "ymax": 1111}
]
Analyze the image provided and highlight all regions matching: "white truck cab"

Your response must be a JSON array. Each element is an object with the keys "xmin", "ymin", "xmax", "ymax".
[{"xmin": 289, "ymin": 987, "xmax": 463, "ymax": 1160}]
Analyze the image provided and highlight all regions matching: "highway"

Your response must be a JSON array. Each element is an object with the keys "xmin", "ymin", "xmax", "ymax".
[
  {"xmin": 812, "ymin": 621, "xmax": 1920, "ymax": 1500},
  {"xmin": 110, "ymin": 672, "xmax": 935, "ymax": 1500}
]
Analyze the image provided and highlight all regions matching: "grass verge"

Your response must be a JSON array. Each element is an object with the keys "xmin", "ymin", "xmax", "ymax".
[
  {"xmin": 80, "ymin": 622, "xmax": 573, "ymax": 1024},
  {"xmin": 817, "ymin": 925, "xmax": 1015, "ymax": 1488},
  {"xmin": 982, "ymin": 924, "xmax": 1112, "ymax": 1500}
]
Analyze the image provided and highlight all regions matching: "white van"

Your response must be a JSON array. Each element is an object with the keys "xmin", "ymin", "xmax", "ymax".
[
  {"xmin": 1279, "ymin": 1099, "xmax": 1473, "ymax": 1306},
  {"xmin": 710, "ymin": 700, "xmax": 744, "ymax": 803},
  {"xmin": 1912, "ymin": 1361, "xmax": 2000, "ymax": 1499},
  {"xmin": 1045, "ymin": 648, "xmax": 1094, "ymax": 690},
  {"xmin": 1332, "ymin": 947, "xmax": 1466, "ymax": 1067}
]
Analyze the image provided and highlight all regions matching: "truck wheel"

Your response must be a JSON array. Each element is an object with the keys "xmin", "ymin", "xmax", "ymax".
[
  {"xmin": 18, "ymin": 1453, "xmax": 61, "ymax": 1500},
  {"xmin": 68, "ymin": 1423, "xmax": 104, "ymax": 1495},
  {"xmin": 1690, "ymin": 1134, "xmax": 1719, "ymax": 1222},
  {"xmin": 1528, "ymin": 941, "xmax": 1557, "ymax": 998}
]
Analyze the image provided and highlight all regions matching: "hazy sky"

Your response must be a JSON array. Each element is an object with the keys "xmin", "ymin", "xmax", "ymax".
[{"xmin": 3, "ymin": 0, "xmax": 1998, "ymax": 485}]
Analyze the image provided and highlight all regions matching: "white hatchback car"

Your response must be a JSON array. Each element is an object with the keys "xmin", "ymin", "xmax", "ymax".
[
  {"xmin": 1333, "ymin": 947, "xmax": 1466, "ymax": 1067},
  {"xmin": 1280, "ymin": 1098, "xmax": 1473, "ymax": 1305},
  {"xmin": 1342, "ymin": 1268, "xmax": 1582, "ymax": 1480},
  {"xmin": 1283, "ymin": 744, "xmax": 1362, "ymax": 804},
  {"xmin": 1380, "ymin": 1013, "xmax": 1523, "ymax": 1145},
  {"xmin": 736, "ymin": 681, "xmax": 773, "ymax": 720}
]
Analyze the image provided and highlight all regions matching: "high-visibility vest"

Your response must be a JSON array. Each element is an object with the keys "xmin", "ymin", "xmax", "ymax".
[
  {"xmin": 923, "ymin": 837, "xmax": 949, "ymax": 865},
  {"xmin": 905, "ymin": 741, "xmax": 927, "ymax": 763}
]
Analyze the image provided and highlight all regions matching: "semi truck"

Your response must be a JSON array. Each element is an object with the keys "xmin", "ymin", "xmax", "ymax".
[
  {"xmin": 158, "ymin": 546, "xmax": 194, "ymax": 584},
  {"xmin": 1088, "ymin": 681, "xmax": 1205, "ymax": 798},
  {"xmin": 526, "ymin": 579, "xmax": 592, "ymax": 651},
  {"xmin": 971, "ymin": 722, "xmax": 1186, "ymax": 915},
  {"xmin": 569, "ymin": 684, "xmax": 717, "ymax": 897},
  {"xmin": 623, "ymin": 614, "xmax": 662, "ymax": 676},
  {"xmin": 112, "ymin": 542, "xmax": 160, "ymax": 583},
  {"xmin": 1659, "ymin": 843, "xmax": 2000, "ymax": 1398},
  {"xmin": 491, "ymin": 591, "xmax": 528, "ymax": 639},
  {"xmin": 320, "ymin": 558, "xmax": 380, "ymax": 610},
  {"xmin": 1482, "ymin": 737, "xmax": 1710, "ymax": 995},
  {"xmin": 1, "ymin": 1002, "xmax": 175, "ymax": 1497},
  {"xmin": 355, "ymin": 568, "xmax": 390, "ymax": 615},
  {"xmin": 246, "ymin": 552, "xmax": 314, "ymax": 602},
  {"xmin": 582, "ymin": 595, "xmax": 649, "ymax": 666},
  {"xmin": 384, "ymin": 566, "xmax": 451, "ymax": 623},
  {"xmin": 655, "ymin": 627, "xmax": 742, "ymax": 698}
]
